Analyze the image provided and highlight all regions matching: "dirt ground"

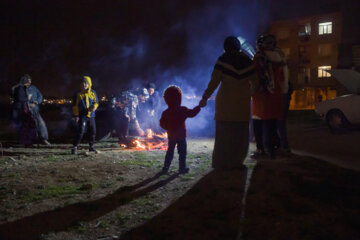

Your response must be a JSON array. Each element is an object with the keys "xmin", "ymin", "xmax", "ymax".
[
  {"xmin": 0, "ymin": 139, "xmax": 214, "ymax": 240},
  {"xmin": 0, "ymin": 115, "xmax": 360, "ymax": 239}
]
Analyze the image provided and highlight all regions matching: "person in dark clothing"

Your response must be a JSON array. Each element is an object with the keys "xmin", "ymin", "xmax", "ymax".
[
  {"xmin": 111, "ymin": 91, "xmax": 132, "ymax": 144},
  {"xmin": 72, "ymin": 76, "xmax": 99, "ymax": 155},
  {"xmin": 160, "ymin": 85, "xmax": 201, "ymax": 174},
  {"xmin": 145, "ymin": 82, "xmax": 161, "ymax": 132},
  {"xmin": 11, "ymin": 74, "xmax": 50, "ymax": 146},
  {"xmin": 135, "ymin": 88, "xmax": 150, "ymax": 134},
  {"xmin": 11, "ymin": 78, "xmax": 28, "ymax": 130}
]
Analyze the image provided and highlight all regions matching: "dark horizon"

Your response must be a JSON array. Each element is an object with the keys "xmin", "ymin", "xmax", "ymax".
[{"xmin": 1, "ymin": 0, "xmax": 359, "ymax": 97}]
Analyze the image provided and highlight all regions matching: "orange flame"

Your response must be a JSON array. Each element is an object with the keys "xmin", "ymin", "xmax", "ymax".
[
  {"xmin": 146, "ymin": 129, "xmax": 154, "ymax": 138},
  {"xmin": 127, "ymin": 129, "xmax": 168, "ymax": 151}
]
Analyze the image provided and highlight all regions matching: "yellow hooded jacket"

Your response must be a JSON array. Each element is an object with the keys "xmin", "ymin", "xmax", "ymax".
[{"xmin": 72, "ymin": 76, "xmax": 99, "ymax": 118}]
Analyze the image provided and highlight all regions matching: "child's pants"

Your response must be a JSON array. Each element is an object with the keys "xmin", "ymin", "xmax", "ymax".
[
  {"xmin": 164, "ymin": 139, "xmax": 187, "ymax": 170},
  {"xmin": 74, "ymin": 117, "xmax": 96, "ymax": 147}
]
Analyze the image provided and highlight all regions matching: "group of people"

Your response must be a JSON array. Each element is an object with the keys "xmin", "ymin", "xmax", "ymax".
[
  {"xmin": 109, "ymin": 82, "xmax": 161, "ymax": 144},
  {"xmin": 71, "ymin": 77, "xmax": 161, "ymax": 154},
  {"xmin": 10, "ymin": 33, "xmax": 291, "ymax": 174},
  {"xmin": 198, "ymin": 34, "xmax": 291, "ymax": 171}
]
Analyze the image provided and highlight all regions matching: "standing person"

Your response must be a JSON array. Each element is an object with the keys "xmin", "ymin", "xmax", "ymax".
[
  {"xmin": 71, "ymin": 76, "xmax": 99, "ymax": 155},
  {"xmin": 251, "ymin": 34, "xmax": 289, "ymax": 158},
  {"xmin": 24, "ymin": 74, "xmax": 50, "ymax": 145},
  {"xmin": 275, "ymin": 81, "xmax": 292, "ymax": 154},
  {"xmin": 134, "ymin": 88, "xmax": 150, "ymax": 133},
  {"xmin": 11, "ymin": 74, "xmax": 50, "ymax": 146},
  {"xmin": 111, "ymin": 91, "xmax": 131, "ymax": 144},
  {"xmin": 199, "ymin": 36, "xmax": 257, "ymax": 170},
  {"xmin": 160, "ymin": 85, "xmax": 201, "ymax": 174},
  {"xmin": 11, "ymin": 77, "xmax": 28, "ymax": 133},
  {"xmin": 145, "ymin": 82, "xmax": 161, "ymax": 132},
  {"xmin": 11, "ymin": 75, "xmax": 36, "ymax": 146}
]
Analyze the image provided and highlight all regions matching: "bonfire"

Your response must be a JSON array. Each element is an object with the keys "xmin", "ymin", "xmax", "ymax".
[{"xmin": 126, "ymin": 129, "xmax": 168, "ymax": 151}]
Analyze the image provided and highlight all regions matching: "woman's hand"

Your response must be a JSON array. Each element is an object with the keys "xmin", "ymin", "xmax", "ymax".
[{"xmin": 199, "ymin": 98, "xmax": 207, "ymax": 108}]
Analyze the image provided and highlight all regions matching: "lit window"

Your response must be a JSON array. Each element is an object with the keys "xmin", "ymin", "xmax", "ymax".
[
  {"xmin": 298, "ymin": 23, "xmax": 311, "ymax": 36},
  {"xmin": 318, "ymin": 66, "xmax": 331, "ymax": 77},
  {"xmin": 318, "ymin": 44, "xmax": 332, "ymax": 56},
  {"xmin": 319, "ymin": 22, "xmax": 332, "ymax": 35}
]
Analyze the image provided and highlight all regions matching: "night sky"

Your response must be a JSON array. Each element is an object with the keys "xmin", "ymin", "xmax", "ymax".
[{"xmin": 1, "ymin": 0, "xmax": 358, "ymax": 97}]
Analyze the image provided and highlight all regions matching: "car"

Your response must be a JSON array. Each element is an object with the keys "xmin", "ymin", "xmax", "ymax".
[{"xmin": 315, "ymin": 69, "xmax": 360, "ymax": 132}]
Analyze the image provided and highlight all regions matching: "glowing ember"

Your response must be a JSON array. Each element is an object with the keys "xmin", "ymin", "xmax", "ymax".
[
  {"xmin": 146, "ymin": 129, "xmax": 154, "ymax": 138},
  {"xmin": 122, "ymin": 129, "xmax": 168, "ymax": 151},
  {"xmin": 133, "ymin": 140, "xmax": 146, "ymax": 150}
]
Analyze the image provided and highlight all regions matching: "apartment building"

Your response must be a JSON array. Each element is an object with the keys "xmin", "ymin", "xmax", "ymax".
[{"xmin": 270, "ymin": 12, "xmax": 342, "ymax": 110}]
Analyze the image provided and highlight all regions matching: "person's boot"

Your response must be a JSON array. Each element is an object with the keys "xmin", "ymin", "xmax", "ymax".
[
  {"xmin": 42, "ymin": 139, "xmax": 51, "ymax": 146},
  {"xmin": 161, "ymin": 166, "xmax": 169, "ymax": 174},
  {"xmin": 71, "ymin": 146, "xmax": 78, "ymax": 155},
  {"xmin": 89, "ymin": 146, "xmax": 99, "ymax": 153},
  {"xmin": 179, "ymin": 166, "xmax": 190, "ymax": 175}
]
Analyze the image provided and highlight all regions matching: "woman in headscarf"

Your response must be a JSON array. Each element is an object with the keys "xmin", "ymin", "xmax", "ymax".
[{"xmin": 199, "ymin": 36, "xmax": 257, "ymax": 169}]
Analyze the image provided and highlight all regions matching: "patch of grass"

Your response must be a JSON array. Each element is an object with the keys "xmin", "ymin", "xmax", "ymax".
[
  {"xmin": 119, "ymin": 153, "xmax": 162, "ymax": 168},
  {"xmin": 180, "ymin": 173, "xmax": 195, "ymax": 181},
  {"xmin": 98, "ymin": 220, "xmax": 110, "ymax": 228},
  {"xmin": 46, "ymin": 155, "xmax": 58, "ymax": 162},
  {"xmin": 0, "ymin": 158, "xmax": 7, "ymax": 166},
  {"xmin": 115, "ymin": 213, "xmax": 130, "ymax": 225},
  {"xmin": 131, "ymin": 194, "xmax": 159, "ymax": 210},
  {"xmin": 20, "ymin": 185, "xmax": 82, "ymax": 202}
]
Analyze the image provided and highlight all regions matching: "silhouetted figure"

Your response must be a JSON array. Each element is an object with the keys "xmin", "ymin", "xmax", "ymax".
[
  {"xmin": 160, "ymin": 85, "xmax": 201, "ymax": 174},
  {"xmin": 251, "ymin": 34, "xmax": 289, "ymax": 159},
  {"xmin": 72, "ymin": 76, "xmax": 99, "ymax": 155},
  {"xmin": 134, "ymin": 88, "xmax": 150, "ymax": 136},
  {"xmin": 145, "ymin": 82, "xmax": 161, "ymax": 132},
  {"xmin": 11, "ymin": 74, "xmax": 50, "ymax": 146},
  {"xmin": 111, "ymin": 91, "xmax": 132, "ymax": 144},
  {"xmin": 199, "ymin": 36, "xmax": 257, "ymax": 169}
]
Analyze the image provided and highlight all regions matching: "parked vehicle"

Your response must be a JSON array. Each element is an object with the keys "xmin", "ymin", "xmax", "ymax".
[{"xmin": 315, "ymin": 69, "xmax": 360, "ymax": 132}]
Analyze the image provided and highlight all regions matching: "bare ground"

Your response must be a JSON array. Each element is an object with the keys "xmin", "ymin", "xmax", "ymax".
[
  {"xmin": 0, "ymin": 139, "xmax": 214, "ymax": 240},
  {"xmin": 0, "ymin": 134, "xmax": 359, "ymax": 240}
]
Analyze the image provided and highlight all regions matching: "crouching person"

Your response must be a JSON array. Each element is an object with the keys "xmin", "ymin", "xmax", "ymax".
[
  {"xmin": 71, "ymin": 76, "xmax": 99, "ymax": 155},
  {"xmin": 160, "ymin": 85, "xmax": 201, "ymax": 174}
]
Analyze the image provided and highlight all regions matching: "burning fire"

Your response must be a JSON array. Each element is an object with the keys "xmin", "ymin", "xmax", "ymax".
[{"xmin": 131, "ymin": 129, "xmax": 168, "ymax": 151}]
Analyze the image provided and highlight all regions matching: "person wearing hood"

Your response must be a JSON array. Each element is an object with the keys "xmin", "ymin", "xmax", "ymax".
[
  {"xmin": 71, "ymin": 76, "xmax": 99, "ymax": 154},
  {"xmin": 11, "ymin": 74, "xmax": 50, "ymax": 146},
  {"xmin": 251, "ymin": 34, "xmax": 289, "ymax": 159},
  {"xmin": 199, "ymin": 36, "xmax": 258, "ymax": 170},
  {"xmin": 160, "ymin": 85, "xmax": 201, "ymax": 174}
]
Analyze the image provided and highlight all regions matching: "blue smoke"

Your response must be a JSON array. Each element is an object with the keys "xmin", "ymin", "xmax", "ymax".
[{"xmin": 146, "ymin": 0, "xmax": 270, "ymax": 136}]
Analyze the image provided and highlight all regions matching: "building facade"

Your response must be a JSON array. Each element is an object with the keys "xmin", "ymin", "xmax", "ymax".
[{"xmin": 270, "ymin": 12, "xmax": 342, "ymax": 110}]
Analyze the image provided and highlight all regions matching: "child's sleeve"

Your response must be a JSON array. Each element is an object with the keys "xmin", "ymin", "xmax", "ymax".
[{"xmin": 186, "ymin": 106, "xmax": 201, "ymax": 118}]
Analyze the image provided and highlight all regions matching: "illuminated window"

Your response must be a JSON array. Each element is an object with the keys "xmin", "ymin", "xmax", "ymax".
[
  {"xmin": 318, "ymin": 66, "xmax": 331, "ymax": 77},
  {"xmin": 319, "ymin": 22, "xmax": 332, "ymax": 35},
  {"xmin": 298, "ymin": 23, "xmax": 311, "ymax": 36},
  {"xmin": 318, "ymin": 44, "xmax": 332, "ymax": 56}
]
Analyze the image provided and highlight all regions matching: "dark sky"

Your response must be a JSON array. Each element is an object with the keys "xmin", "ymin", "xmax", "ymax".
[{"xmin": 0, "ymin": 0, "xmax": 358, "ymax": 97}]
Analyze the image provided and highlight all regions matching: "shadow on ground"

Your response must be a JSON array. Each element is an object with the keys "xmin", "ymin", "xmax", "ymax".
[
  {"xmin": 0, "ymin": 172, "xmax": 178, "ymax": 240},
  {"xmin": 121, "ymin": 168, "xmax": 247, "ymax": 240},
  {"xmin": 242, "ymin": 154, "xmax": 360, "ymax": 240}
]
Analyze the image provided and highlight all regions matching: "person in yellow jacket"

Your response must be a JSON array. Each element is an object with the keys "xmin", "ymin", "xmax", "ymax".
[{"xmin": 71, "ymin": 76, "xmax": 99, "ymax": 154}]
